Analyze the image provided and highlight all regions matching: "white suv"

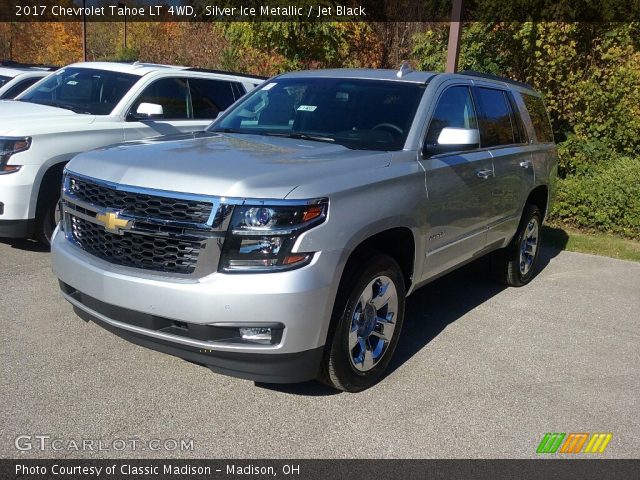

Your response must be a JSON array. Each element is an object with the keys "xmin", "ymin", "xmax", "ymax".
[
  {"xmin": 0, "ymin": 61, "xmax": 263, "ymax": 244},
  {"xmin": 0, "ymin": 62, "xmax": 56, "ymax": 100}
]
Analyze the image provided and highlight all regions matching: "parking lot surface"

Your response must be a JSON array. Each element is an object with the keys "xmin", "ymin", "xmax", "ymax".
[{"xmin": 1, "ymin": 239, "xmax": 639, "ymax": 458}]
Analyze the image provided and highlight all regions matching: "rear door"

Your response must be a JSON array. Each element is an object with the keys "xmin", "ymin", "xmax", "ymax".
[
  {"xmin": 419, "ymin": 84, "xmax": 494, "ymax": 278},
  {"xmin": 472, "ymin": 85, "xmax": 534, "ymax": 247}
]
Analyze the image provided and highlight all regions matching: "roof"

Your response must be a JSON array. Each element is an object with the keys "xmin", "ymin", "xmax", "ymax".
[
  {"xmin": 277, "ymin": 68, "xmax": 539, "ymax": 94},
  {"xmin": 64, "ymin": 61, "xmax": 189, "ymax": 76},
  {"xmin": 457, "ymin": 70, "xmax": 535, "ymax": 91},
  {"xmin": 279, "ymin": 68, "xmax": 437, "ymax": 84},
  {"xmin": 62, "ymin": 62, "xmax": 266, "ymax": 82},
  {"xmin": 0, "ymin": 64, "xmax": 56, "ymax": 78}
]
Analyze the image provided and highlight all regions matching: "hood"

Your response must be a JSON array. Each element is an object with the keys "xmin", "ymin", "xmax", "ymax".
[
  {"xmin": 67, "ymin": 132, "xmax": 393, "ymax": 199},
  {"xmin": 0, "ymin": 100, "xmax": 93, "ymax": 135}
]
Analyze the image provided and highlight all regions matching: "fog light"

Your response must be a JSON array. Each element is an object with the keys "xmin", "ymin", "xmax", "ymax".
[{"xmin": 239, "ymin": 327, "xmax": 272, "ymax": 344}]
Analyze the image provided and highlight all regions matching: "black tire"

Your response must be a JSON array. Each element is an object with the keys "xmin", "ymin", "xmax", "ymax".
[
  {"xmin": 34, "ymin": 182, "xmax": 61, "ymax": 247},
  {"xmin": 492, "ymin": 204, "xmax": 543, "ymax": 287},
  {"xmin": 319, "ymin": 253, "xmax": 406, "ymax": 392}
]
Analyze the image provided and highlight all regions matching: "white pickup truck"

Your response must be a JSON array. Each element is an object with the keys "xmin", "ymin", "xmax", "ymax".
[{"xmin": 0, "ymin": 61, "xmax": 263, "ymax": 244}]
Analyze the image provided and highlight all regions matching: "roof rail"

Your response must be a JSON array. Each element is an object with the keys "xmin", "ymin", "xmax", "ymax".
[
  {"xmin": 0, "ymin": 60, "xmax": 58, "ymax": 70},
  {"xmin": 458, "ymin": 70, "xmax": 534, "ymax": 90},
  {"xmin": 185, "ymin": 67, "xmax": 267, "ymax": 81}
]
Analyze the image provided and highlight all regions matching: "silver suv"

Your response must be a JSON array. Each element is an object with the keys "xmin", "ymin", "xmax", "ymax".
[{"xmin": 52, "ymin": 67, "xmax": 557, "ymax": 392}]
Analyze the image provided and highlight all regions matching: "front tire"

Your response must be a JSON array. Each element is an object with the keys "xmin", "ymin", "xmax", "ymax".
[
  {"xmin": 34, "ymin": 188, "xmax": 61, "ymax": 246},
  {"xmin": 492, "ymin": 203, "xmax": 543, "ymax": 287},
  {"xmin": 320, "ymin": 253, "xmax": 405, "ymax": 392}
]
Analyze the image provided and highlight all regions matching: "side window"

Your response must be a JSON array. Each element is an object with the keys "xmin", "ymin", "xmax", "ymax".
[
  {"xmin": 131, "ymin": 78, "xmax": 189, "ymax": 120},
  {"xmin": 188, "ymin": 79, "xmax": 238, "ymax": 119},
  {"xmin": 522, "ymin": 93, "xmax": 554, "ymax": 143},
  {"xmin": 506, "ymin": 92, "xmax": 528, "ymax": 144},
  {"xmin": 231, "ymin": 82, "xmax": 247, "ymax": 100},
  {"xmin": 474, "ymin": 87, "xmax": 517, "ymax": 147},
  {"xmin": 425, "ymin": 85, "xmax": 478, "ymax": 145},
  {"xmin": 1, "ymin": 77, "xmax": 40, "ymax": 99}
]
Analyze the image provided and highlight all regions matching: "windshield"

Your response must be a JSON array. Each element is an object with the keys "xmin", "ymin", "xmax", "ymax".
[
  {"xmin": 18, "ymin": 67, "xmax": 139, "ymax": 115},
  {"xmin": 0, "ymin": 75, "xmax": 10, "ymax": 88},
  {"xmin": 210, "ymin": 77, "xmax": 425, "ymax": 151}
]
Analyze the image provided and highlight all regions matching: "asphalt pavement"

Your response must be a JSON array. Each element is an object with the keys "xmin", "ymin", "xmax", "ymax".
[{"xmin": 1, "ymin": 238, "xmax": 639, "ymax": 459}]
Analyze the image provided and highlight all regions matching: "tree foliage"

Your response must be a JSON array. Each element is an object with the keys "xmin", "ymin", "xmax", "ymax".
[
  {"xmin": 2, "ymin": 19, "xmax": 638, "ymax": 238},
  {"xmin": 412, "ymin": 22, "xmax": 640, "ymax": 238}
]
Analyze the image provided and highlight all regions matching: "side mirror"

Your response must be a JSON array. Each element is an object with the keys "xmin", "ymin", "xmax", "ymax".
[
  {"xmin": 423, "ymin": 127, "xmax": 480, "ymax": 156},
  {"xmin": 131, "ymin": 102, "xmax": 164, "ymax": 120}
]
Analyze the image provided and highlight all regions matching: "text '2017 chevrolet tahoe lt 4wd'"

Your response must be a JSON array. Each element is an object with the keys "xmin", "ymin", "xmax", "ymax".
[{"xmin": 52, "ymin": 66, "xmax": 557, "ymax": 392}]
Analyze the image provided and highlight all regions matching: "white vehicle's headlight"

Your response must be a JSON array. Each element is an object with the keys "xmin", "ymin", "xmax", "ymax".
[{"xmin": 0, "ymin": 137, "xmax": 30, "ymax": 174}]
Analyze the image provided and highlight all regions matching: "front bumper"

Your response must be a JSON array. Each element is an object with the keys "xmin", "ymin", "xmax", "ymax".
[
  {"xmin": 51, "ymin": 228, "xmax": 343, "ymax": 383},
  {"xmin": 0, "ymin": 164, "xmax": 39, "ymax": 222},
  {"xmin": 0, "ymin": 218, "xmax": 35, "ymax": 238}
]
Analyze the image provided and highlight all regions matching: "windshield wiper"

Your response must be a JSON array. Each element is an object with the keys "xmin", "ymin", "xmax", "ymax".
[
  {"xmin": 211, "ymin": 127, "xmax": 255, "ymax": 134},
  {"xmin": 262, "ymin": 132, "xmax": 336, "ymax": 144},
  {"xmin": 212, "ymin": 128, "xmax": 336, "ymax": 144}
]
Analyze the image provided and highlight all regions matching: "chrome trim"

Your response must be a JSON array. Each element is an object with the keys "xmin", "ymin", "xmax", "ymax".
[
  {"xmin": 426, "ymin": 227, "xmax": 486, "ymax": 256},
  {"xmin": 62, "ymin": 173, "xmax": 220, "ymax": 231}
]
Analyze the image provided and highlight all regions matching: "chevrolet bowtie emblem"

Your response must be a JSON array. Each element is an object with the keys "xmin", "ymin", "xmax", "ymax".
[{"xmin": 95, "ymin": 211, "xmax": 131, "ymax": 234}]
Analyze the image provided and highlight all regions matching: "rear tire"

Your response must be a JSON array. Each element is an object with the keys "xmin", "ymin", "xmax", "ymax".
[
  {"xmin": 492, "ymin": 204, "xmax": 543, "ymax": 287},
  {"xmin": 319, "ymin": 253, "xmax": 405, "ymax": 392}
]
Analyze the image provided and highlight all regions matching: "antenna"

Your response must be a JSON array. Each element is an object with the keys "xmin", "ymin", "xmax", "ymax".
[{"xmin": 397, "ymin": 60, "xmax": 413, "ymax": 78}]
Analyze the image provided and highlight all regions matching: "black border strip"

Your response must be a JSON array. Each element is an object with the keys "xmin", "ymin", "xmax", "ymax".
[
  {"xmin": 1, "ymin": 0, "xmax": 639, "ymax": 22},
  {"xmin": 2, "ymin": 459, "xmax": 640, "ymax": 480}
]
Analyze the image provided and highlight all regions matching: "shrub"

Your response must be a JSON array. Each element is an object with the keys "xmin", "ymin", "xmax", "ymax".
[{"xmin": 550, "ymin": 155, "xmax": 640, "ymax": 239}]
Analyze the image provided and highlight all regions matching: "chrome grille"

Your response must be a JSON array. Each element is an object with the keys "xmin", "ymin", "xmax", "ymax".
[
  {"xmin": 68, "ymin": 175, "xmax": 213, "ymax": 224},
  {"xmin": 70, "ymin": 216, "xmax": 201, "ymax": 274},
  {"xmin": 61, "ymin": 173, "xmax": 231, "ymax": 277}
]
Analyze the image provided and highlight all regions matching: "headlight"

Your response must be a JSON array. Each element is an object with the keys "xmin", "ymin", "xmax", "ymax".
[
  {"xmin": 219, "ymin": 199, "xmax": 328, "ymax": 273},
  {"xmin": 0, "ymin": 137, "xmax": 31, "ymax": 174}
]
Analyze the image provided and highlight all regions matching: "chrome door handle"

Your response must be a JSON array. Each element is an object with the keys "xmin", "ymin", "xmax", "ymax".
[
  {"xmin": 476, "ymin": 168, "xmax": 493, "ymax": 179},
  {"xmin": 519, "ymin": 160, "xmax": 533, "ymax": 169}
]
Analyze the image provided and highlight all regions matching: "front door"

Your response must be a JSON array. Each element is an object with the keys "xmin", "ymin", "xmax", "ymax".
[
  {"xmin": 419, "ymin": 84, "xmax": 494, "ymax": 279},
  {"xmin": 123, "ymin": 77, "xmax": 210, "ymax": 141}
]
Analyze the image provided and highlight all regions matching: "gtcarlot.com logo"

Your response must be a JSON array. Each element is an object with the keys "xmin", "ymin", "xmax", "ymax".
[
  {"xmin": 537, "ymin": 433, "xmax": 612, "ymax": 454},
  {"xmin": 15, "ymin": 435, "xmax": 194, "ymax": 452}
]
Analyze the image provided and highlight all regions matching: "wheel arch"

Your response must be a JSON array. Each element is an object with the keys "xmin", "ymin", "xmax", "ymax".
[{"xmin": 526, "ymin": 184, "xmax": 549, "ymax": 220}]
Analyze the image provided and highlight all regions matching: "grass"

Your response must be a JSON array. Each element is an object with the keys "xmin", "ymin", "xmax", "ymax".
[{"xmin": 543, "ymin": 223, "xmax": 640, "ymax": 262}]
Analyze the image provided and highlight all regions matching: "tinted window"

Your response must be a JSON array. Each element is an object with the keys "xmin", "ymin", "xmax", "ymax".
[
  {"xmin": 0, "ymin": 75, "xmax": 10, "ymax": 88},
  {"xmin": 522, "ymin": 93, "xmax": 554, "ymax": 143},
  {"xmin": 474, "ymin": 87, "xmax": 517, "ymax": 147},
  {"xmin": 131, "ymin": 78, "xmax": 189, "ymax": 120},
  {"xmin": 0, "ymin": 77, "xmax": 40, "ymax": 99},
  {"xmin": 189, "ymin": 78, "xmax": 237, "ymax": 119},
  {"xmin": 506, "ymin": 92, "xmax": 527, "ymax": 144},
  {"xmin": 231, "ymin": 82, "xmax": 248, "ymax": 100},
  {"xmin": 211, "ymin": 78, "xmax": 424, "ymax": 151},
  {"xmin": 425, "ymin": 86, "xmax": 478, "ymax": 145},
  {"xmin": 19, "ymin": 67, "xmax": 138, "ymax": 115}
]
